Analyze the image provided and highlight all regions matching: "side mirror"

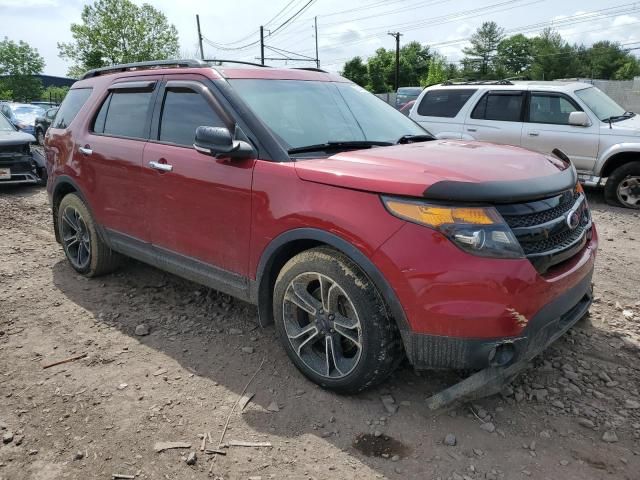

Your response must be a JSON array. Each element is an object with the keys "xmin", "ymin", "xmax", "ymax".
[
  {"xmin": 568, "ymin": 111, "xmax": 590, "ymax": 127},
  {"xmin": 194, "ymin": 126, "xmax": 255, "ymax": 159}
]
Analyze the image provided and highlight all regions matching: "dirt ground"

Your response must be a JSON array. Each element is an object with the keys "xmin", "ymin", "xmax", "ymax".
[{"xmin": 1, "ymin": 183, "xmax": 639, "ymax": 480}]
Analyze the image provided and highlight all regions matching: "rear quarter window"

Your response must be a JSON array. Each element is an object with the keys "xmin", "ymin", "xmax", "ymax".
[
  {"xmin": 52, "ymin": 88, "xmax": 92, "ymax": 129},
  {"xmin": 416, "ymin": 89, "xmax": 475, "ymax": 117}
]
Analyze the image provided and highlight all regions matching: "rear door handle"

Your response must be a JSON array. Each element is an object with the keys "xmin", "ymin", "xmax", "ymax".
[
  {"xmin": 467, "ymin": 128, "xmax": 477, "ymax": 132},
  {"xmin": 149, "ymin": 160, "xmax": 173, "ymax": 172},
  {"xmin": 78, "ymin": 146, "xmax": 92, "ymax": 155},
  {"xmin": 528, "ymin": 131, "xmax": 540, "ymax": 137}
]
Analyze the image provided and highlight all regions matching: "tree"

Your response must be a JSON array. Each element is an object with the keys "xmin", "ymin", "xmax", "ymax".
[
  {"xmin": 462, "ymin": 21, "xmax": 504, "ymax": 78},
  {"xmin": 398, "ymin": 41, "xmax": 431, "ymax": 86},
  {"xmin": 58, "ymin": 0, "xmax": 180, "ymax": 78},
  {"xmin": 342, "ymin": 57, "xmax": 368, "ymax": 88},
  {"xmin": 585, "ymin": 41, "xmax": 640, "ymax": 80},
  {"xmin": 41, "ymin": 85, "xmax": 70, "ymax": 104},
  {"xmin": 423, "ymin": 55, "xmax": 448, "ymax": 86},
  {"xmin": 496, "ymin": 34, "xmax": 534, "ymax": 77},
  {"xmin": 0, "ymin": 37, "xmax": 45, "ymax": 101},
  {"xmin": 366, "ymin": 48, "xmax": 395, "ymax": 92},
  {"xmin": 529, "ymin": 28, "xmax": 575, "ymax": 80}
]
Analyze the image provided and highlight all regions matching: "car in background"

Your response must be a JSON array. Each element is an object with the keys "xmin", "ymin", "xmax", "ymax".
[
  {"xmin": 396, "ymin": 86, "xmax": 422, "ymax": 109},
  {"xmin": 0, "ymin": 111, "xmax": 47, "ymax": 185},
  {"xmin": 410, "ymin": 80, "xmax": 640, "ymax": 209},
  {"xmin": 31, "ymin": 101, "xmax": 59, "ymax": 108},
  {"xmin": 399, "ymin": 100, "xmax": 415, "ymax": 116},
  {"xmin": 34, "ymin": 107, "xmax": 59, "ymax": 145},
  {"xmin": 0, "ymin": 102, "xmax": 46, "ymax": 136}
]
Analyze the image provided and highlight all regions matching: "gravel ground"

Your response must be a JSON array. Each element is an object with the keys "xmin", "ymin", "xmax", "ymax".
[{"xmin": 0, "ymin": 184, "xmax": 639, "ymax": 480}]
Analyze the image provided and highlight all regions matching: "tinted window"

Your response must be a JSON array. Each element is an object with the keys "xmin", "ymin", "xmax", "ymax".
[
  {"xmin": 529, "ymin": 94, "xmax": 580, "ymax": 124},
  {"xmin": 159, "ymin": 88, "xmax": 225, "ymax": 146},
  {"xmin": 52, "ymin": 88, "xmax": 92, "ymax": 129},
  {"xmin": 94, "ymin": 91, "xmax": 153, "ymax": 139},
  {"xmin": 417, "ymin": 89, "xmax": 475, "ymax": 117},
  {"xmin": 471, "ymin": 92, "xmax": 524, "ymax": 121}
]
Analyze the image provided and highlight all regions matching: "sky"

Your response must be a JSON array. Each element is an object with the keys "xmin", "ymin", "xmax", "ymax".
[{"xmin": 1, "ymin": 0, "xmax": 640, "ymax": 77}]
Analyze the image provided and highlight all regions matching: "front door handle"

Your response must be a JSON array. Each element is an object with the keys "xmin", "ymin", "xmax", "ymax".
[
  {"xmin": 528, "ymin": 131, "xmax": 540, "ymax": 137},
  {"xmin": 79, "ymin": 146, "xmax": 92, "ymax": 155},
  {"xmin": 149, "ymin": 160, "xmax": 173, "ymax": 172},
  {"xmin": 467, "ymin": 128, "xmax": 477, "ymax": 132}
]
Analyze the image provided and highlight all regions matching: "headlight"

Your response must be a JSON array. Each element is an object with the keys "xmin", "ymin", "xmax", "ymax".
[{"xmin": 382, "ymin": 197, "xmax": 524, "ymax": 259}]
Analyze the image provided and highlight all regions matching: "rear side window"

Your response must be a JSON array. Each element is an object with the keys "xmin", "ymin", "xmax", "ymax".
[
  {"xmin": 417, "ymin": 89, "xmax": 475, "ymax": 117},
  {"xmin": 158, "ymin": 88, "xmax": 225, "ymax": 146},
  {"xmin": 92, "ymin": 91, "xmax": 153, "ymax": 139},
  {"xmin": 471, "ymin": 92, "xmax": 524, "ymax": 122},
  {"xmin": 52, "ymin": 88, "xmax": 92, "ymax": 129}
]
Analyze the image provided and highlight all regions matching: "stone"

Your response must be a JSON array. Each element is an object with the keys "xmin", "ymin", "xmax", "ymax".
[
  {"xmin": 374, "ymin": 430, "xmax": 382, "ymax": 438},
  {"xmin": 267, "ymin": 401, "xmax": 280, "ymax": 412},
  {"xmin": 186, "ymin": 451, "xmax": 197, "ymax": 465},
  {"xmin": 2, "ymin": 431, "xmax": 13, "ymax": 444},
  {"xmin": 117, "ymin": 383, "xmax": 128, "ymax": 390},
  {"xmin": 480, "ymin": 422, "xmax": 496, "ymax": 433},
  {"xmin": 241, "ymin": 347, "xmax": 254, "ymax": 354},
  {"xmin": 391, "ymin": 455, "xmax": 400, "ymax": 462},
  {"xmin": 552, "ymin": 400, "xmax": 565, "ymax": 409},
  {"xmin": 444, "ymin": 434, "xmax": 457, "ymax": 446},
  {"xmin": 74, "ymin": 451, "xmax": 84, "ymax": 461},
  {"xmin": 380, "ymin": 394, "xmax": 398, "ymax": 414},
  {"xmin": 532, "ymin": 389, "xmax": 548, "ymax": 402},
  {"xmin": 578, "ymin": 418, "xmax": 596, "ymax": 429},
  {"xmin": 602, "ymin": 431, "xmax": 619, "ymax": 443},
  {"xmin": 560, "ymin": 460, "xmax": 569, "ymax": 466},
  {"xmin": 598, "ymin": 371, "xmax": 612, "ymax": 383},
  {"xmin": 625, "ymin": 399, "xmax": 640, "ymax": 410},
  {"xmin": 229, "ymin": 328, "xmax": 243, "ymax": 335},
  {"xmin": 622, "ymin": 310, "xmax": 634, "ymax": 319},
  {"xmin": 134, "ymin": 324, "xmax": 150, "ymax": 336}
]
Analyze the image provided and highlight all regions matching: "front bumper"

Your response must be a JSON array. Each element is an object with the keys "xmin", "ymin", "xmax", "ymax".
[
  {"xmin": 0, "ymin": 153, "xmax": 40, "ymax": 184},
  {"xmin": 402, "ymin": 268, "xmax": 593, "ymax": 370}
]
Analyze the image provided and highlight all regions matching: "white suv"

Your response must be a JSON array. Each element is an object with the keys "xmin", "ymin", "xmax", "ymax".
[{"xmin": 409, "ymin": 81, "xmax": 640, "ymax": 208}]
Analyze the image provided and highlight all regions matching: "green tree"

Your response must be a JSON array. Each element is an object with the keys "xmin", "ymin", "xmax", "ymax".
[
  {"xmin": 0, "ymin": 37, "xmax": 45, "ymax": 101},
  {"xmin": 58, "ymin": 0, "xmax": 180, "ymax": 78},
  {"xmin": 41, "ymin": 85, "xmax": 70, "ymax": 104},
  {"xmin": 341, "ymin": 57, "xmax": 368, "ymax": 88},
  {"xmin": 462, "ymin": 21, "xmax": 504, "ymax": 78},
  {"xmin": 584, "ymin": 41, "xmax": 640, "ymax": 79},
  {"xmin": 366, "ymin": 47, "xmax": 395, "ymax": 92},
  {"xmin": 496, "ymin": 34, "xmax": 534, "ymax": 77},
  {"xmin": 398, "ymin": 41, "xmax": 431, "ymax": 86},
  {"xmin": 423, "ymin": 55, "xmax": 448, "ymax": 86},
  {"xmin": 529, "ymin": 28, "xmax": 575, "ymax": 80}
]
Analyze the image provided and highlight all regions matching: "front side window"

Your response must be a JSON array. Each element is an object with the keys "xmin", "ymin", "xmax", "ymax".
[
  {"xmin": 92, "ymin": 90, "xmax": 153, "ymax": 139},
  {"xmin": 52, "ymin": 88, "xmax": 92, "ymax": 129},
  {"xmin": 471, "ymin": 92, "xmax": 525, "ymax": 122},
  {"xmin": 158, "ymin": 88, "xmax": 225, "ymax": 147},
  {"xmin": 575, "ymin": 86, "xmax": 626, "ymax": 121},
  {"xmin": 528, "ymin": 94, "xmax": 580, "ymax": 125},
  {"xmin": 229, "ymin": 79, "xmax": 426, "ymax": 150},
  {"xmin": 417, "ymin": 89, "xmax": 475, "ymax": 117}
]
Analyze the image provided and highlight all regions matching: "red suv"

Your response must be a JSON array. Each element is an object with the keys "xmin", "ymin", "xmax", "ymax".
[{"xmin": 45, "ymin": 60, "xmax": 597, "ymax": 394}]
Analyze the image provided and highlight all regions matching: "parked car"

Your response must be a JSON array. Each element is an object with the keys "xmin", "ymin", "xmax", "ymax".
[
  {"xmin": 396, "ymin": 86, "xmax": 422, "ymax": 109},
  {"xmin": 46, "ymin": 60, "xmax": 597, "ymax": 394},
  {"xmin": 31, "ymin": 101, "xmax": 59, "ymax": 108},
  {"xmin": 0, "ymin": 102, "xmax": 46, "ymax": 136},
  {"xmin": 0, "ymin": 111, "xmax": 47, "ymax": 185},
  {"xmin": 399, "ymin": 99, "xmax": 415, "ymax": 116},
  {"xmin": 410, "ymin": 80, "xmax": 640, "ymax": 208},
  {"xmin": 35, "ymin": 107, "xmax": 59, "ymax": 145}
]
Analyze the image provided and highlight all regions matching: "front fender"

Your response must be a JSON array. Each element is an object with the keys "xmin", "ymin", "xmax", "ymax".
[{"xmin": 596, "ymin": 143, "xmax": 640, "ymax": 175}]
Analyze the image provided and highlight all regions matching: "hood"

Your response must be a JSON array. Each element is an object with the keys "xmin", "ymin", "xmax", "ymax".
[
  {"xmin": 604, "ymin": 114, "xmax": 640, "ymax": 136},
  {"xmin": 0, "ymin": 129, "xmax": 36, "ymax": 145},
  {"xmin": 294, "ymin": 140, "xmax": 573, "ymax": 202}
]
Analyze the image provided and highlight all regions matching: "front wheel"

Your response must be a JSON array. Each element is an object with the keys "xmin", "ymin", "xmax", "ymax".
[
  {"xmin": 604, "ymin": 161, "xmax": 640, "ymax": 209},
  {"xmin": 273, "ymin": 247, "xmax": 403, "ymax": 394}
]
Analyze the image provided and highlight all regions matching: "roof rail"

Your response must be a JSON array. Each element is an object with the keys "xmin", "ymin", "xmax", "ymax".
[
  {"xmin": 205, "ymin": 59, "xmax": 270, "ymax": 68},
  {"xmin": 440, "ymin": 79, "xmax": 513, "ymax": 86},
  {"xmin": 80, "ymin": 59, "xmax": 207, "ymax": 80},
  {"xmin": 291, "ymin": 67, "xmax": 328, "ymax": 73}
]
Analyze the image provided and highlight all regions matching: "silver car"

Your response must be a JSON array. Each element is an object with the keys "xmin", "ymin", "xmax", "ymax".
[{"xmin": 409, "ymin": 81, "xmax": 640, "ymax": 208}]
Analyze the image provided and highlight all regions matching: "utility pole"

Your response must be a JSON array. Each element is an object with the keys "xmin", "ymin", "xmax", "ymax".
[
  {"xmin": 196, "ymin": 15, "xmax": 204, "ymax": 60},
  {"xmin": 314, "ymin": 16, "xmax": 320, "ymax": 69},
  {"xmin": 260, "ymin": 26, "xmax": 265, "ymax": 66},
  {"xmin": 388, "ymin": 32, "xmax": 402, "ymax": 91}
]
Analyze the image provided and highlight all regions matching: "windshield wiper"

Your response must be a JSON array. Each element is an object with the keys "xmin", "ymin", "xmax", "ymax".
[
  {"xmin": 603, "ymin": 111, "xmax": 635, "ymax": 126},
  {"xmin": 287, "ymin": 140, "xmax": 393, "ymax": 155},
  {"xmin": 396, "ymin": 134, "xmax": 434, "ymax": 144}
]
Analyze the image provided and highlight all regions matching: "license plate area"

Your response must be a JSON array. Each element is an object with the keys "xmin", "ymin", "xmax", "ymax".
[{"xmin": 0, "ymin": 168, "xmax": 10, "ymax": 180}]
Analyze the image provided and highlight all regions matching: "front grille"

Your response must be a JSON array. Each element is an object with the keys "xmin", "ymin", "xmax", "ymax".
[
  {"xmin": 0, "ymin": 144, "xmax": 29, "ymax": 155},
  {"xmin": 497, "ymin": 189, "xmax": 591, "ymax": 273}
]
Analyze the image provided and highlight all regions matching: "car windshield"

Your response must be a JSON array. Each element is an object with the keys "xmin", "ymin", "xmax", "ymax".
[
  {"xmin": 0, "ymin": 113, "xmax": 15, "ymax": 131},
  {"xmin": 229, "ymin": 79, "xmax": 427, "ymax": 151},
  {"xmin": 12, "ymin": 105, "xmax": 45, "ymax": 121},
  {"xmin": 575, "ymin": 87, "xmax": 627, "ymax": 121}
]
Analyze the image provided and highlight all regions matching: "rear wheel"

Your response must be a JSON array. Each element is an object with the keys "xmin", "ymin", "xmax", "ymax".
[
  {"xmin": 273, "ymin": 247, "xmax": 403, "ymax": 394},
  {"xmin": 57, "ymin": 193, "xmax": 121, "ymax": 276},
  {"xmin": 604, "ymin": 161, "xmax": 640, "ymax": 209}
]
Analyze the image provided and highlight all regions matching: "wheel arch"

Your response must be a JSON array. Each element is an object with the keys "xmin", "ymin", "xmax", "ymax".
[
  {"xmin": 599, "ymin": 146, "xmax": 640, "ymax": 178},
  {"xmin": 253, "ymin": 228, "xmax": 410, "ymax": 335},
  {"xmin": 51, "ymin": 176, "xmax": 96, "ymax": 244}
]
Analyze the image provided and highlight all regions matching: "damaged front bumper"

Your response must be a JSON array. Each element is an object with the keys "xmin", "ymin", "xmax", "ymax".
[
  {"xmin": 419, "ymin": 269, "xmax": 594, "ymax": 409},
  {"xmin": 0, "ymin": 150, "xmax": 43, "ymax": 185}
]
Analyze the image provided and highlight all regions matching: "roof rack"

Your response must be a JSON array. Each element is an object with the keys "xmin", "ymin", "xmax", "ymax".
[
  {"xmin": 205, "ymin": 59, "xmax": 270, "ymax": 68},
  {"xmin": 441, "ymin": 79, "xmax": 513, "ymax": 86},
  {"xmin": 80, "ymin": 59, "xmax": 207, "ymax": 80},
  {"xmin": 291, "ymin": 67, "xmax": 328, "ymax": 73}
]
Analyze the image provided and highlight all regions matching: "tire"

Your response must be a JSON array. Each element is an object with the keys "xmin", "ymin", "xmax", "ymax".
[
  {"xmin": 36, "ymin": 167, "xmax": 47, "ymax": 186},
  {"xmin": 57, "ymin": 193, "xmax": 121, "ymax": 276},
  {"xmin": 273, "ymin": 247, "xmax": 403, "ymax": 394},
  {"xmin": 604, "ymin": 161, "xmax": 640, "ymax": 209},
  {"xmin": 36, "ymin": 128, "xmax": 45, "ymax": 146}
]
